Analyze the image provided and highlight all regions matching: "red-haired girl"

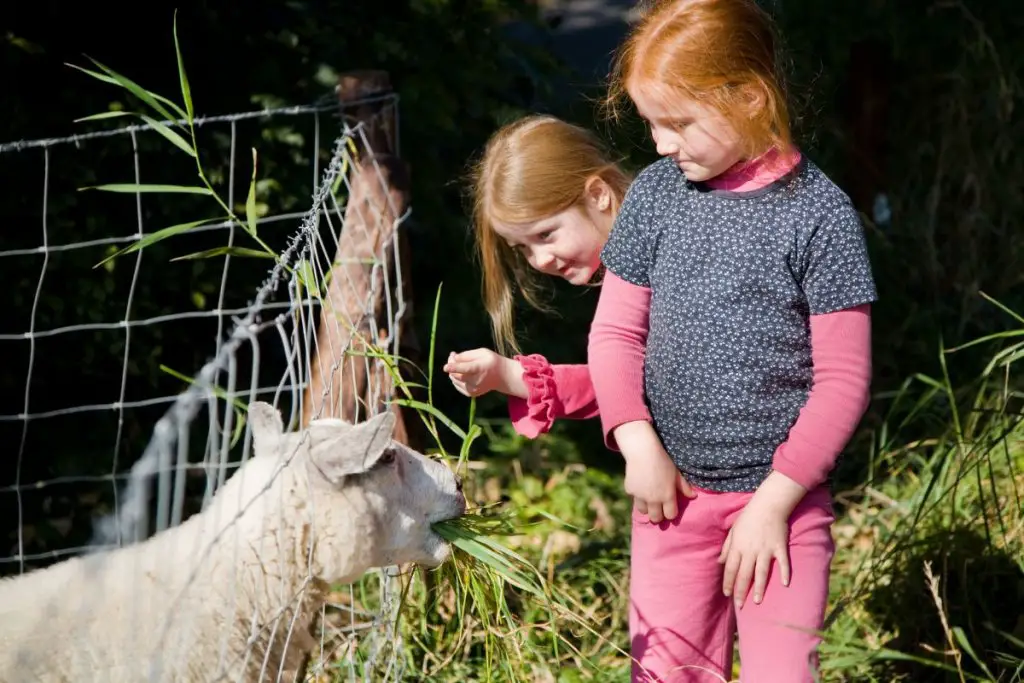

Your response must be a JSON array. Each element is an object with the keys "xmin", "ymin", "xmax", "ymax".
[{"xmin": 588, "ymin": 1, "xmax": 876, "ymax": 680}]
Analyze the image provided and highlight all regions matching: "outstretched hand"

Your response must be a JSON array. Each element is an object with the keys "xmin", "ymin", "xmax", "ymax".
[{"xmin": 443, "ymin": 348, "xmax": 528, "ymax": 399}]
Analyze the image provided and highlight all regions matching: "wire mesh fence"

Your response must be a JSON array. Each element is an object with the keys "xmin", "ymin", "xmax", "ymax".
[{"xmin": 0, "ymin": 90, "xmax": 423, "ymax": 681}]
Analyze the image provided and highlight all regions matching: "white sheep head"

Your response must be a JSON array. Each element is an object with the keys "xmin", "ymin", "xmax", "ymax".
[{"xmin": 247, "ymin": 401, "xmax": 466, "ymax": 578}]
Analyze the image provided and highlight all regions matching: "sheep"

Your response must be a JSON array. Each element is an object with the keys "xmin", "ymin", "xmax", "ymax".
[{"xmin": 0, "ymin": 401, "xmax": 466, "ymax": 682}]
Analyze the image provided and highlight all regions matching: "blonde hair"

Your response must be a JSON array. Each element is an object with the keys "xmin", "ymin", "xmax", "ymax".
[
  {"xmin": 468, "ymin": 115, "xmax": 632, "ymax": 356},
  {"xmin": 606, "ymin": 0, "xmax": 792, "ymax": 159}
]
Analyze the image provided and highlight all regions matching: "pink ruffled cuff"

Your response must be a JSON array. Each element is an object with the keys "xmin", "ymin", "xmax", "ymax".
[{"xmin": 508, "ymin": 354, "xmax": 559, "ymax": 438}]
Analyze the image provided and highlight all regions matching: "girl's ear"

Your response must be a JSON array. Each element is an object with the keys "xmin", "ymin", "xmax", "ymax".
[{"xmin": 584, "ymin": 176, "xmax": 613, "ymax": 214}]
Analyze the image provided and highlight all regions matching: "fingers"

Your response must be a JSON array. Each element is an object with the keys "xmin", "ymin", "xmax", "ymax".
[
  {"xmin": 727, "ymin": 552, "xmax": 757, "ymax": 610},
  {"xmin": 449, "ymin": 376, "xmax": 472, "ymax": 397},
  {"xmin": 662, "ymin": 493, "xmax": 678, "ymax": 523},
  {"xmin": 677, "ymin": 473, "xmax": 696, "ymax": 499},
  {"xmin": 634, "ymin": 497, "xmax": 649, "ymax": 518},
  {"xmin": 777, "ymin": 545, "xmax": 791, "ymax": 588},
  {"xmin": 718, "ymin": 528, "xmax": 732, "ymax": 564},
  {"xmin": 646, "ymin": 499, "xmax": 664, "ymax": 524},
  {"xmin": 751, "ymin": 552, "xmax": 772, "ymax": 605},
  {"xmin": 443, "ymin": 351, "xmax": 483, "ymax": 376}
]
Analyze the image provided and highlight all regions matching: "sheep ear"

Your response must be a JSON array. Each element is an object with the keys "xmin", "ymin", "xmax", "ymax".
[
  {"xmin": 309, "ymin": 410, "xmax": 397, "ymax": 483},
  {"xmin": 248, "ymin": 401, "xmax": 284, "ymax": 457}
]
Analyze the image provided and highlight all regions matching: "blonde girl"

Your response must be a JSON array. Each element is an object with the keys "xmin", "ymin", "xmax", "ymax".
[
  {"xmin": 443, "ymin": 114, "xmax": 693, "ymax": 453},
  {"xmin": 587, "ymin": 0, "xmax": 877, "ymax": 681}
]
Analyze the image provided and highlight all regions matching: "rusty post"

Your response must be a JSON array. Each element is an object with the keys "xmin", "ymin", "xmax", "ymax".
[{"xmin": 300, "ymin": 70, "xmax": 423, "ymax": 451}]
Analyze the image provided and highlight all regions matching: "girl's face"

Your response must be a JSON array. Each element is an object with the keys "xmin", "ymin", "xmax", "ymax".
[
  {"xmin": 630, "ymin": 85, "xmax": 745, "ymax": 182},
  {"xmin": 492, "ymin": 178, "xmax": 615, "ymax": 286}
]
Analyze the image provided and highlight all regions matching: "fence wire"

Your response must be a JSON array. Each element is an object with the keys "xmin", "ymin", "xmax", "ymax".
[{"xmin": 0, "ymin": 95, "xmax": 414, "ymax": 682}]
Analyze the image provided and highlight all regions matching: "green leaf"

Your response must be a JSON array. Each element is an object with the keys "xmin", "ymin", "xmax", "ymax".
[
  {"xmin": 172, "ymin": 10, "xmax": 193, "ymax": 123},
  {"xmin": 82, "ymin": 183, "xmax": 213, "ymax": 194},
  {"xmin": 93, "ymin": 218, "xmax": 221, "ymax": 268},
  {"xmin": 138, "ymin": 114, "xmax": 195, "ymax": 157},
  {"xmin": 67, "ymin": 60, "xmax": 186, "ymax": 124},
  {"xmin": 294, "ymin": 258, "xmax": 320, "ymax": 296},
  {"xmin": 390, "ymin": 398, "xmax": 467, "ymax": 440},
  {"xmin": 245, "ymin": 148, "xmax": 258, "ymax": 236},
  {"xmin": 170, "ymin": 246, "xmax": 275, "ymax": 261},
  {"xmin": 73, "ymin": 111, "xmax": 132, "ymax": 123}
]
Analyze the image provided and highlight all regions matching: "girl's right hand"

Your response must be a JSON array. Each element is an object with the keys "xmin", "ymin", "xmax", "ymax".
[
  {"xmin": 614, "ymin": 420, "xmax": 695, "ymax": 523},
  {"xmin": 443, "ymin": 349, "xmax": 529, "ymax": 399}
]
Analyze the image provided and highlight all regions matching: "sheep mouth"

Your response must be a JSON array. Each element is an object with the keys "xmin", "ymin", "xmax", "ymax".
[{"xmin": 424, "ymin": 493, "xmax": 467, "ymax": 562}]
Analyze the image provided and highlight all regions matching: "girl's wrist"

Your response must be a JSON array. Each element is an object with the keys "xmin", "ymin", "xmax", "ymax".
[
  {"xmin": 500, "ymin": 357, "xmax": 529, "ymax": 400},
  {"xmin": 751, "ymin": 470, "xmax": 807, "ymax": 518}
]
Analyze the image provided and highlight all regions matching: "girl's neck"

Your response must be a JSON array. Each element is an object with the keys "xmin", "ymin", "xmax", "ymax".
[{"xmin": 704, "ymin": 145, "xmax": 802, "ymax": 193}]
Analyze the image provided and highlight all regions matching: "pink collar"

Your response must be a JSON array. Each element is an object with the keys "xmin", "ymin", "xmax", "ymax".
[{"xmin": 704, "ymin": 146, "xmax": 803, "ymax": 193}]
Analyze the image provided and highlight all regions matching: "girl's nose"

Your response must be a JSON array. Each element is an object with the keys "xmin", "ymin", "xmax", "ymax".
[
  {"xmin": 534, "ymin": 250, "xmax": 555, "ymax": 270},
  {"xmin": 656, "ymin": 135, "xmax": 678, "ymax": 158}
]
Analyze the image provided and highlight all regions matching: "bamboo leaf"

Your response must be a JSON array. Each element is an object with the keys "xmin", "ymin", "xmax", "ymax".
[
  {"xmin": 172, "ymin": 10, "xmax": 193, "ymax": 123},
  {"xmin": 74, "ymin": 111, "xmax": 132, "ymax": 122},
  {"xmin": 138, "ymin": 114, "xmax": 195, "ymax": 157},
  {"xmin": 390, "ymin": 398, "xmax": 466, "ymax": 440},
  {"xmin": 170, "ymin": 246, "xmax": 275, "ymax": 261},
  {"xmin": 245, "ymin": 148, "xmax": 258, "ymax": 236},
  {"xmin": 68, "ymin": 60, "xmax": 186, "ymax": 124},
  {"xmin": 93, "ymin": 218, "xmax": 220, "ymax": 268},
  {"xmin": 82, "ymin": 183, "xmax": 213, "ymax": 194}
]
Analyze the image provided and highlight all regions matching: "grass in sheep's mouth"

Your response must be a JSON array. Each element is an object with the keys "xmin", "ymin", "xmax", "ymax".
[
  {"xmin": 431, "ymin": 509, "xmax": 544, "ymax": 598},
  {"xmin": 426, "ymin": 507, "xmax": 623, "ymax": 678}
]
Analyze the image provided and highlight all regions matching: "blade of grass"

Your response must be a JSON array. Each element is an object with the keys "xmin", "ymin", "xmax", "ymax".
[
  {"xmin": 82, "ymin": 183, "xmax": 213, "ymax": 194},
  {"xmin": 170, "ymin": 246, "xmax": 276, "ymax": 261},
  {"xmin": 67, "ymin": 61, "xmax": 186, "ymax": 124},
  {"xmin": 93, "ymin": 217, "xmax": 221, "ymax": 268},
  {"xmin": 172, "ymin": 9, "xmax": 193, "ymax": 123},
  {"xmin": 74, "ymin": 111, "xmax": 132, "ymax": 122},
  {"xmin": 137, "ymin": 114, "xmax": 196, "ymax": 157},
  {"xmin": 245, "ymin": 147, "xmax": 258, "ymax": 236}
]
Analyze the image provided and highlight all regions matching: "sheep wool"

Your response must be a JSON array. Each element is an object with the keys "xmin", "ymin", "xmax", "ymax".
[{"xmin": 0, "ymin": 402, "xmax": 466, "ymax": 682}]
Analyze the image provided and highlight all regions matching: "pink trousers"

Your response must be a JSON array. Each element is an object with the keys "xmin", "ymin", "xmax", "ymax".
[{"xmin": 629, "ymin": 484, "xmax": 836, "ymax": 683}]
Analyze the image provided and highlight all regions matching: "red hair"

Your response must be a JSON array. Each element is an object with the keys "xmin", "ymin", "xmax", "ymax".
[{"xmin": 606, "ymin": 0, "xmax": 792, "ymax": 158}]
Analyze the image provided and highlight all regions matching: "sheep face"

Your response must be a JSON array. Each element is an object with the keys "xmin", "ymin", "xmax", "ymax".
[{"xmin": 248, "ymin": 402, "xmax": 466, "ymax": 578}]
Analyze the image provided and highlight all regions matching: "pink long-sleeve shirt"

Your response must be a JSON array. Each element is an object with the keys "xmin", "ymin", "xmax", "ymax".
[
  {"xmin": 589, "ymin": 148, "xmax": 874, "ymax": 491},
  {"xmin": 510, "ymin": 147, "xmax": 874, "ymax": 492}
]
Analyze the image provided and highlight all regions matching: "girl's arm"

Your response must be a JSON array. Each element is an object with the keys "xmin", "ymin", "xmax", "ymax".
[
  {"xmin": 507, "ymin": 356, "xmax": 600, "ymax": 438},
  {"xmin": 769, "ymin": 302, "xmax": 873, "ymax": 496},
  {"xmin": 720, "ymin": 303, "xmax": 873, "ymax": 605},
  {"xmin": 585, "ymin": 270, "xmax": 654, "ymax": 448}
]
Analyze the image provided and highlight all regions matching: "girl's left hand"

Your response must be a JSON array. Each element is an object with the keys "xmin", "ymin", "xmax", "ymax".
[{"xmin": 718, "ymin": 495, "xmax": 792, "ymax": 610}]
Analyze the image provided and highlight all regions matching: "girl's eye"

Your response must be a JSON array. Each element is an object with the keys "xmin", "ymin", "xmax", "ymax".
[{"xmin": 538, "ymin": 230, "xmax": 553, "ymax": 241}]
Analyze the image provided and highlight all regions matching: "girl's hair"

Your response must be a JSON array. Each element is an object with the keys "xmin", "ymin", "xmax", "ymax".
[
  {"xmin": 468, "ymin": 115, "xmax": 632, "ymax": 356},
  {"xmin": 606, "ymin": 0, "xmax": 791, "ymax": 159}
]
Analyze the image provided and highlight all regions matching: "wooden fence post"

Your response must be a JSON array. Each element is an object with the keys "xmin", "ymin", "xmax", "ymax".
[{"xmin": 300, "ymin": 70, "xmax": 423, "ymax": 452}]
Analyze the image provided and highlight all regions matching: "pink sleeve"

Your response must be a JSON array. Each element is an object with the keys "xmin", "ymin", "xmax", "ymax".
[
  {"xmin": 772, "ymin": 304, "xmax": 873, "ymax": 490},
  {"xmin": 586, "ymin": 270, "xmax": 653, "ymax": 451},
  {"xmin": 507, "ymin": 355, "xmax": 599, "ymax": 438}
]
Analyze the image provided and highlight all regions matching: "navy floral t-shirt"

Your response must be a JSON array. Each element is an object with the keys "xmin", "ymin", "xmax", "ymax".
[{"xmin": 600, "ymin": 155, "xmax": 877, "ymax": 492}]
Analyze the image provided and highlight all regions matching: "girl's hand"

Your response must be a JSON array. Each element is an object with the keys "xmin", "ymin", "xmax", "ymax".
[
  {"xmin": 443, "ymin": 349, "xmax": 528, "ymax": 399},
  {"xmin": 719, "ymin": 471, "xmax": 807, "ymax": 609},
  {"xmin": 614, "ymin": 421, "xmax": 695, "ymax": 523}
]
